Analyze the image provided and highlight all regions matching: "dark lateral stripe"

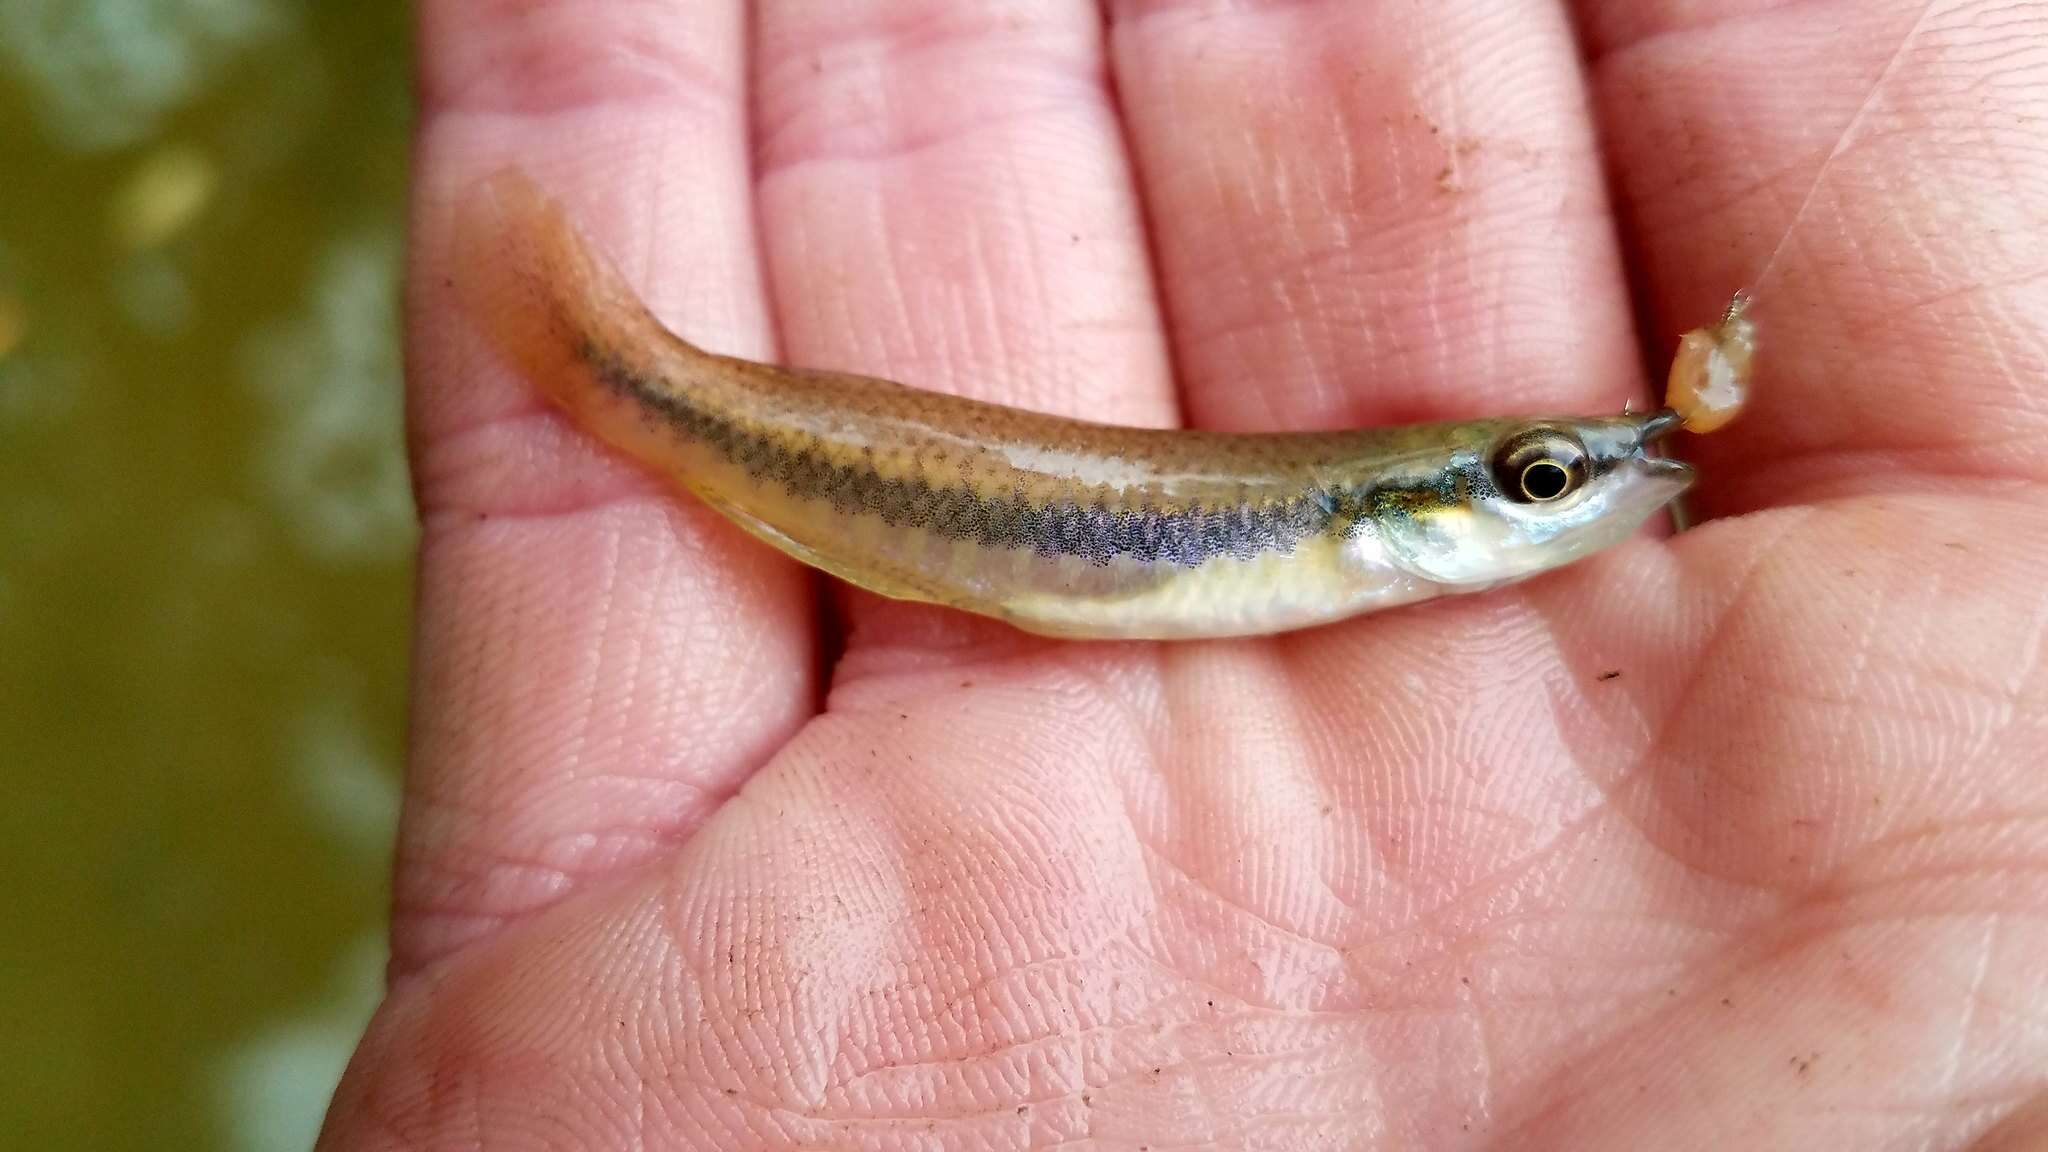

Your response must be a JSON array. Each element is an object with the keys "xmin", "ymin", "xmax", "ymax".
[{"xmin": 587, "ymin": 350, "xmax": 1337, "ymax": 567}]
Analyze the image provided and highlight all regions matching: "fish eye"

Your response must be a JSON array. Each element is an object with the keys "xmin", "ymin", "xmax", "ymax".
[
  {"xmin": 1491, "ymin": 429, "xmax": 1588, "ymax": 504},
  {"xmin": 1520, "ymin": 459, "xmax": 1572, "ymax": 501}
]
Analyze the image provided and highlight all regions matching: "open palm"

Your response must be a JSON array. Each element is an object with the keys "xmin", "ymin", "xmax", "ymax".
[{"xmin": 323, "ymin": 2, "xmax": 2048, "ymax": 1148}]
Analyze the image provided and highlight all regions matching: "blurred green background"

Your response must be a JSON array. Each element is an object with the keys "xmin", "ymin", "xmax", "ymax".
[{"xmin": 0, "ymin": 1, "xmax": 413, "ymax": 1147}]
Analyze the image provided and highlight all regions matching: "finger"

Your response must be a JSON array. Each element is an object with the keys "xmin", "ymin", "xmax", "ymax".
[
  {"xmin": 749, "ymin": 1, "xmax": 1178, "ymax": 648},
  {"xmin": 1107, "ymin": 0, "xmax": 1642, "ymax": 434},
  {"xmin": 1584, "ymin": 0, "xmax": 2048, "ymax": 518},
  {"xmin": 395, "ymin": 0, "xmax": 814, "ymax": 973},
  {"xmin": 752, "ymin": 2, "xmax": 1173, "ymax": 424}
]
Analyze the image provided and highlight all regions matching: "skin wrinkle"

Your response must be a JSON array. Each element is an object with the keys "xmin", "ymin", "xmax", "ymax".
[
  {"xmin": 1851, "ymin": 814, "xmax": 2048, "ymax": 888},
  {"xmin": 1593, "ymin": 509, "xmax": 1821, "ymax": 884},
  {"xmin": 1122, "ymin": 766, "xmax": 1392, "ymax": 1008},
  {"xmin": 1877, "ymin": 566, "xmax": 1976, "ymax": 789},
  {"xmin": 1359, "ymin": 602, "xmax": 1597, "ymax": 869},
  {"xmin": 412, "ymin": 420, "xmax": 670, "ymax": 524},
  {"xmin": 1151, "ymin": 644, "xmax": 1368, "ymax": 937},
  {"xmin": 1934, "ymin": 918, "xmax": 1999, "ymax": 1110},
  {"xmin": 1132, "ymin": 910, "xmax": 1317, "ymax": 1016},
  {"xmin": 1982, "ymin": 591, "xmax": 2048, "ymax": 749},
  {"xmin": 1961, "ymin": 1092, "xmax": 2048, "ymax": 1152},
  {"xmin": 764, "ymin": 1, "xmax": 1090, "ymax": 84},
  {"xmin": 1267, "ymin": 637, "xmax": 1390, "ymax": 918},
  {"xmin": 1146, "ymin": 817, "xmax": 1342, "ymax": 969},
  {"xmin": 403, "ymin": 561, "xmax": 716, "ymax": 926},
  {"xmin": 1484, "ymin": 932, "xmax": 1803, "ymax": 1142},
  {"xmin": 758, "ymin": 96, "xmax": 1110, "ymax": 178},
  {"xmin": 1803, "ymin": 529, "xmax": 1898, "ymax": 813},
  {"xmin": 820, "ymin": 1005, "xmax": 1233, "ymax": 1121},
  {"xmin": 1680, "ymin": 886, "xmax": 2020, "ymax": 1043},
  {"xmin": 1967, "ymin": 287, "xmax": 2048, "ymax": 424},
  {"xmin": 1462, "ymin": 976, "xmax": 1502, "ymax": 1124},
  {"xmin": 1576, "ymin": 0, "xmax": 1844, "ymax": 59},
  {"xmin": 1379, "ymin": 795, "xmax": 1585, "ymax": 921},
  {"xmin": 581, "ymin": 520, "xmax": 633, "ymax": 788},
  {"xmin": 831, "ymin": 971, "xmax": 1119, "ymax": 1092},
  {"xmin": 1265, "ymin": 627, "xmax": 1443, "ymax": 928},
  {"xmin": 724, "ymin": 1000, "xmax": 1228, "ymax": 1131},
  {"xmin": 400, "ymin": 504, "xmax": 756, "ymax": 955},
  {"xmin": 708, "ymin": 754, "xmax": 1114, "ymax": 1115},
  {"xmin": 1811, "ymin": 861, "xmax": 2048, "ymax": 921},
  {"xmin": 424, "ymin": 4, "xmax": 739, "ymax": 118},
  {"xmin": 1405, "ymin": 787, "xmax": 1620, "ymax": 943},
  {"xmin": 1137, "ymin": 841, "xmax": 1349, "ymax": 964}
]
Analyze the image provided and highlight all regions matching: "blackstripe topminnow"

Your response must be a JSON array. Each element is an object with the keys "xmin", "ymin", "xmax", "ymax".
[{"xmin": 454, "ymin": 170, "xmax": 1728, "ymax": 641}]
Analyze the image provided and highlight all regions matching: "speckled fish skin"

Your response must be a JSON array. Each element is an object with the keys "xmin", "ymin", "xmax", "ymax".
[{"xmin": 457, "ymin": 171, "xmax": 1693, "ymax": 640}]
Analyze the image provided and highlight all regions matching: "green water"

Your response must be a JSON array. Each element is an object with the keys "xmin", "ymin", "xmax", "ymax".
[{"xmin": 0, "ymin": 2, "xmax": 413, "ymax": 1147}]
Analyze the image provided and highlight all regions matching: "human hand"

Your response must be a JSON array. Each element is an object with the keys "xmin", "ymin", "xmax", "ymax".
[{"xmin": 321, "ymin": 2, "xmax": 2048, "ymax": 1147}]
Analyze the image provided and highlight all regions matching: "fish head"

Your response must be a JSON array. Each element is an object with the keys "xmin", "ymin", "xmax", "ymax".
[{"xmin": 1359, "ymin": 409, "xmax": 1693, "ymax": 587}]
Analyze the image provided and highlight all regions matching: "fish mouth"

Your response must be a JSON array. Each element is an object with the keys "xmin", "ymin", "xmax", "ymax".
[
  {"xmin": 1632, "ymin": 407, "xmax": 1684, "ymax": 447},
  {"xmin": 1622, "ymin": 407, "xmax": 1694, "ymax": 487},
  {"xmin": 1585, "ymin": 408, "xmax": 1695, "ymax": 488}
]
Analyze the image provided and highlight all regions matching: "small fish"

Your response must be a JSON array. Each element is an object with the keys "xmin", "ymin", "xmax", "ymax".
[{"xmin": 454, "ymin": 170, "xmax": 1700, "ymax": 641}]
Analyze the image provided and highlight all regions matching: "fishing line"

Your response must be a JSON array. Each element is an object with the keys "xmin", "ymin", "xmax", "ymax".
[{"xmin": 1742, "ymin": 0, "xmax": 1941, "ymax": 305}]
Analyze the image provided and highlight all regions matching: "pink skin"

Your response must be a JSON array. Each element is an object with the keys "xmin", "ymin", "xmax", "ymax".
[{"xmin": 323, "ymin": 1, "xmax": 2048, "ymax": 1148}]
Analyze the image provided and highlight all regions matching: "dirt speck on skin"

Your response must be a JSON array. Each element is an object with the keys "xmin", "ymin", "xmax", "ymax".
[{"xmin": 1597, "ymin": 669, "xmax": 1623, "ymax": 682}]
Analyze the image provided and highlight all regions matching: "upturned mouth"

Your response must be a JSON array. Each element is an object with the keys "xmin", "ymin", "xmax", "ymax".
[
  {"xmin": 1632, "ymin": 407, "xmax": 1684, "ymax": 447},
  {"xmin": 1582, "ymin": 408, "xmax": 1693, "ymax": 482},
  {"xmin": 1624, "ymin": 407, "xmax": 1692, "ymax": 485}
]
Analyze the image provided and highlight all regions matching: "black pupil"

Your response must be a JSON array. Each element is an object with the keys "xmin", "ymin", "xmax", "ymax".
[{"xmin": 1521, "ymin": 460, "xmax": 1571, "ymax": 501}]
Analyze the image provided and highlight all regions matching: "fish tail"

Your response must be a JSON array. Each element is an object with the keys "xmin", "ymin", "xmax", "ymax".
[{"xmin": 450, "ymin": 168, "xmax": 683, "ymax": 430}]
